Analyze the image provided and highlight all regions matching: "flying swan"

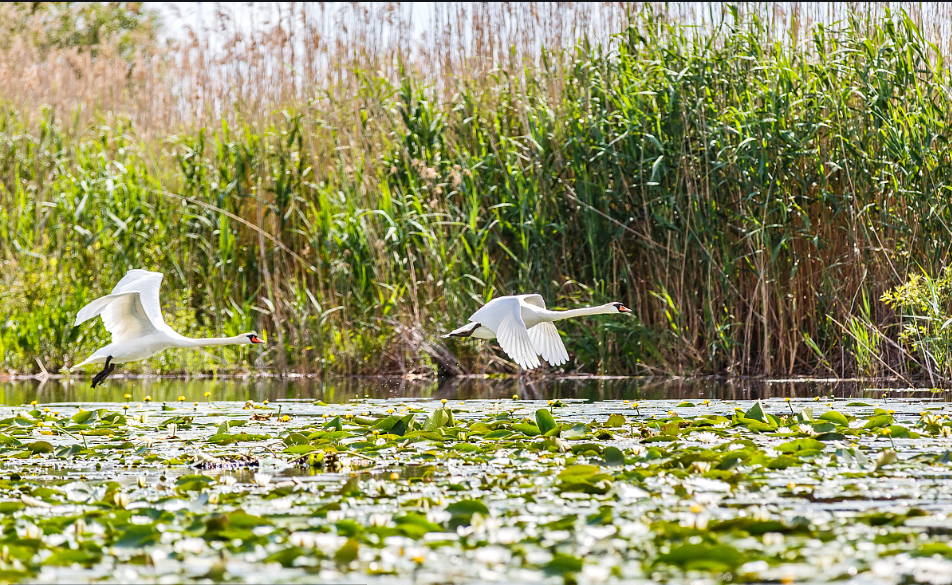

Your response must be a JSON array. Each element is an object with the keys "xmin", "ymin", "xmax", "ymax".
[
  {"xmin": 72, "ymin": 269, "xmax": 265, "ymax": 387},
  {"xmin": 443, "ymin": 294, "xmax": 631, "ymax": 369}
]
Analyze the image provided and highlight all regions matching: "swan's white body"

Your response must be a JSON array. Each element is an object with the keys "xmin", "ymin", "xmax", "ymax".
[
  {"xmin": 444, "ymin": 294, "xmax": 630, "ymax": 370},
  {"xmin": 73, "ymin": 269, "xmax": 262, "ymax": 369}
]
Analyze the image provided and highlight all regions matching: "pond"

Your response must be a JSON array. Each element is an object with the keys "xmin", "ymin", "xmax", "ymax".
[{"xmin": 0, "ymin": 376, "xmax": 947, "ymax": 583}]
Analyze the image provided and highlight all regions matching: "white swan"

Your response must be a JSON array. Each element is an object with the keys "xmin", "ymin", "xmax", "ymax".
[
  {"xmin": 443, "ymin": 294, "xmax": 631, "ymax": 369},
  {"xmin": 72, "ymin": 269, "xmax": 264, "ymax": 387}
]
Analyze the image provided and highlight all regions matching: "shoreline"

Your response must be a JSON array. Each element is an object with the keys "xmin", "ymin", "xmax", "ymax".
[{"xmin": 0, "ymin": 372, "xmax": 941, "ymax": 385}]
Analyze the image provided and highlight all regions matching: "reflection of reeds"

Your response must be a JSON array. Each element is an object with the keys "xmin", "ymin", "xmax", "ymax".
[{"xmin": 5, "ymin": 4, "xmax": 952, "ymax": 378}]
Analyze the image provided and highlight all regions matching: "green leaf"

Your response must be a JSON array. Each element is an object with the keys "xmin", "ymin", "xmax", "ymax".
[
  {"xmin": 864, "ymin": 414, "xmax": 893, "ymax": 429},
  {"xmin": 445, "ymin": 499, "xmax": 489, "ymax": 528},
  {"xmin": 43, "ymin": 548, "xmax": 100, "ymax": 566},
  {"xmin": 445, "ymin": 499, "xmax": 489, "ymax": 518},
  {"xmin": 814, "ymin": 432, "xmax": 846, "ymax": 441},
  {"xmin": 744, "ymin": 401, "xmax": 766, "ymax": 423},
  {"xmin": 811, "ymin": 422, "xmax": 836, "ymax": 433},
  {"xmin": 71, "ymin": 410, "xmax": 96, "ymax": 424},
  {"xmin": 544, "ymin": 553, "xmax": 583, "ymax": 575},
  {"xmin": 535, "ymin": 409, "xmax": 558, "ymax": 434},
  {"xmin": 334, "ymin": 538, "xmax": 359, "ymax": 566},
  {"xmin": 886, "ymin": 424, "xmax": 913, "ymax": 439},
  {"xmin": 513, "ymin": 423, "xmax": 541, "ymax": 436},
  {"xmin": 115, "ymin": 524, "xmax": 159, "ymax": 548},
  {"xmin": 0, "ymin": 435, "xmax": 20, "ymax": 447},
  {"xmin": 605, "ymin": 414, "xmax": 626, "ymax": 428},
  {"xmin": 0, "ymin": 501, "xmax": 24, "ymax": 514},
  {"xmin": 819, "ymin": 411, "xmax": 849, "ymax": 426},
  {"xmin": 558, "ymin": 465, "xmax": 601, "ymax": 483},
  {"xmin": 25, "ymin": 441, "xmax": 53, "ymax": 454},
  {"xmin": 175, "ymin": 474, "xmax": 214, "ymax": 487},
  {"xmin": 603, "ymin": 446, "xmax": 625, "ymax": 466},
  {"xmin": 423, "ymin": 409, "xmax": 450, "ymax": 431},
  {"xmin": 394, "ymin": 513, "xmax": 442, "ymax": 538},
  {"xmin": 775, "ymin": 438, "xmax": 826, "ymax": 453},
  {"xmin": 283, "ymin": 444, "xmax": 319, "ymax": 455},
  {"xmin": 561, "ymin": 424, "xmax": 589, "ymax": 439},
  {"xmin": 323, "ymin": 416, "xmax": 343, "ymax": 431},
  {"xmin": 283, "ymin": 432, "xmax": 309, "ymax": 446},
  {"xmin": 657, "ymin": 543, "xmax": 745, "ymax": 571}
]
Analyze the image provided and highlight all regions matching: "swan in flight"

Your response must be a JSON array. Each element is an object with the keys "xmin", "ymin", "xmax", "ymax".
[
  {"xmin": 443, "ymin": 294, "xmax": 631, "ymax": 369},
  {"xmin": 72, "ymin": 269, "xmax": 265, "ymax": 387}
]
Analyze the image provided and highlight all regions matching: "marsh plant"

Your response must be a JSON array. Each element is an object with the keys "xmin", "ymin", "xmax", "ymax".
[
  {"xmin": 882, "ymin": 268, "xmax": 952, "ymax": 381},
  {"xmin": 4, "ymin": 4, "xmax": 952, "ymax": 378}
]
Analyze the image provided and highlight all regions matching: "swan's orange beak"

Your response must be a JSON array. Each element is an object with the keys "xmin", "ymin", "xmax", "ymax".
[
  {"xmin": 250, "ymin": 335, "xmax": 265, "ymax": 344},
  {"xmin": 618, "ymin": 305, "xmax": 632, "ymax": 314}
]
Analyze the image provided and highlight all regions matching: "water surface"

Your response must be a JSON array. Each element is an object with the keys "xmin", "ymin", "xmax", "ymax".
[{"xmin": 0, "ymin": 375, "xmax": 935, "ymax": 405}]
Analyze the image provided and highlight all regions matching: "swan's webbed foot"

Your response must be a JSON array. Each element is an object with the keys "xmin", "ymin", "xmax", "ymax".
[{"xmin": 91, "ymin": 356, "xmax": 116, "ymax": 388}]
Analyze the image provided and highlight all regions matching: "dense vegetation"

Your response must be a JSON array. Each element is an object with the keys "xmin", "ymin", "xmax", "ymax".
[
  {"xmin": 2, "ymin": 4, "xmax": 952, "ymax": 378},
  {"xmin": 0, "ymin": 389, "xmax": 947, "ymax": 583}
]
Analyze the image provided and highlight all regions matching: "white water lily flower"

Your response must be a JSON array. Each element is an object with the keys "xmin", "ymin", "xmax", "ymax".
[
  {"xmin": 474, "ymin": 546, "xmax": 511, "ymax": 565},
  {"xmin": 693, "ymin": 461, "xmax": 712, "ymax": 474},
  {"xmin": 18, "ymin": 523, "xmax": 41, "ymax": 540},
  {"xmin": 287, "ymin": 532, "xmax": 318, "ymax": 548},
  {"xmin": 173, "ymin": 537, "xmax": 206, "ymax": 555},
  {"xmin": 751, "ymin": 506, "xmax": 771, "ymax": 522},
  {"xmin": 252, "ymin": 473, "xmax": 272, "ymax": 487},
  {"xmin": 739, "ymin": 560, "xmax": 770, "ymax": 575},
  {"xmin": 798, "ymin": 424, "xmax": 817, "ymax": 436},
  {"xmin": 218, "ymin": 476, "xmax": 237, "ymax": 486},
  {"xmin": 630, "ymin": 444, "xmax": 647, "ymax": 457},
  {"xmin": 693, "ymin": 431, "xmax": 720, "ymax": 443},
  {"xmin": 369, "ymin": 513, "xmax": 391, "ymax": 527},
  {"xmin": 679, "ymin": 511, "xmax": 709, "ymax": 530},
  {"xmin": 494, "ymin": 527, "xmax": 523, "ymax": 545},
  {"xmin": 872, "ymin": 554, "xmax": 952, "ymax": 585},
  {"xmin": 619, "ymin": 521, "xmax": 650, "ymax": 538},
  {"xmin": 585, "ymin": 525, "xmax": 617, "ymax": 540}
]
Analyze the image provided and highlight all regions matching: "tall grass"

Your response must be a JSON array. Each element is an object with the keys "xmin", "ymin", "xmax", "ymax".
[{"xmin": 2, "ymin": 4, "xmax": 952, "ymax": 378}]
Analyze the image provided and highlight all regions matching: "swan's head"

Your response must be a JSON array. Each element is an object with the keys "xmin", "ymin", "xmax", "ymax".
[
  {"xmin": 612, "ymin": 302, "xmax": 632, "ymax": 314},
  {"xmin": 244, "ymin": 332, "xmax": 266, "ymax": 344}
]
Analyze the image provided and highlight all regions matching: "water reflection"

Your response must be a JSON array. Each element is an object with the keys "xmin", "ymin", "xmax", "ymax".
[{"xmin": 0, "ymin": 376, "xmax": 942, "ymax": 405}]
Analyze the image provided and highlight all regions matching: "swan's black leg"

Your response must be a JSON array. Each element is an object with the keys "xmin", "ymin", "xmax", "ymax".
[{"xmin": 91, "ymin": 356, "xmax": 115, "ymax": 388}]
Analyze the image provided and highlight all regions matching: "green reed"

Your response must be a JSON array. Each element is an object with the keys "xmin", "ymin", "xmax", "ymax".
[{"xmin": 1, "ymin": 8, "xmax": 950, "ymax": 378}]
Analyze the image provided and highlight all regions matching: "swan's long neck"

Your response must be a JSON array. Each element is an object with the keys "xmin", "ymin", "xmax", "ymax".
[
  {"xmin": 543, "ymin": 304, "xmax": 618, "ymax": 321},
  {"xmin": 177, "ymin": 334, "xmax": 249, "ymax": 348}
]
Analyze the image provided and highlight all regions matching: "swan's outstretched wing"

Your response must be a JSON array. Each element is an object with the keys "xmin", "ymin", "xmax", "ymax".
[
  {"xmin": 527, "ymin": 322, "xmax": 569, "ymax": 367},
  {"xmin": 496, "ymin": 310, "xmax": 541, "ymax": 370},
  {"xmin": 110, "ymin": 270, "xmax": 169, "ymax": 332},
  {"xmin": 74, "ymin": 269, "xmax": 173, "ymax": 342},
  {"xmin": 74, "ymin": 292, "xmax": 157, "ymax": 343}
]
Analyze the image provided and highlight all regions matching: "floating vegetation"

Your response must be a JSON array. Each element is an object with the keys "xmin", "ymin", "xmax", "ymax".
[{"xmin": 0, "ymin": 391, "xmax": 945, "ymax": 582}]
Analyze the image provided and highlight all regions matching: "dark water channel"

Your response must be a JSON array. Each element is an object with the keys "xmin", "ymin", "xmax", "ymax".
[{"xmin": 0, "ymin": 375, "xmax": 938, "ymax": 405}]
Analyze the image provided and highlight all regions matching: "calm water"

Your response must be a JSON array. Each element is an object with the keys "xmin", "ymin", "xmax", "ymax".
[{"xmin": 0, "ymin": 375, "xmax": 940, "ymax": 405}]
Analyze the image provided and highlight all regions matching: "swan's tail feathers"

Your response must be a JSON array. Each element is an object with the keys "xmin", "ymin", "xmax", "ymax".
[
  {"xmin": 443, "ymin": 322, "xmax": 482, "ymax": 338},
  {"xmin": 71, "ymin": 354, "xmax": 104, "ymax": 370}
]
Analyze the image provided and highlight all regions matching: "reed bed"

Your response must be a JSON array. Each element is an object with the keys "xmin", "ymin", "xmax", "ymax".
[{"xmin": 2, "ymin": 3, "xmax": 952, "ymax": 378}]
